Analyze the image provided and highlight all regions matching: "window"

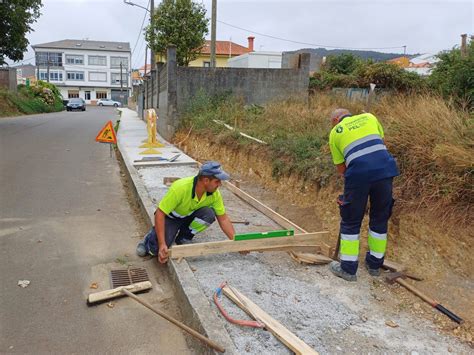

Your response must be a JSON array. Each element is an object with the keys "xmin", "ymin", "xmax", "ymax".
[
  {"xmin": 36, "ymin": 52, "xmax": 62, "ymax": 66},
  {"xmin": 85, "ymin": 91, "xmax": 91, "ymax": 100},
  {"xmin": 203, "ymin": 61, "xmax": 211, "ymax": 68},
  {"xmin": 88, "ymin": 55, "xmax": 107, "ymax": 66},
  {"xmin": 110, "ymin": 56, "xmax": 128, "ymax": 69},
  {"xmin": 39, "ymin": 71, "xmax": 63, "ymax": 81},
  {"xmin": 66, "ymin": 71, "xmax": 84, "ymax": 81},
  {"xmin": 68, "ymin": 91, "xmax": 79, "ymax": 98},
  {"xmin": 96, "ymin": 91, "xmax": 107, "ymax": 99},
  {"xmin": 49, "ymin": 72, "xmax": 63, "ymax": 81},
  {"xmin": 111, "ymin": 72, "xmax": 126, "ymax": 85},
  {"xmin": 65, "ymin": 54, "xmax": 84, "ymax": 65},
  {"xmin": 89, "ymin": 72, "xmax": 106, "ymax": 82}
]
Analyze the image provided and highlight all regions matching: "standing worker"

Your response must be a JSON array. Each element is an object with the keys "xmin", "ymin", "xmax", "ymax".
[
  {"xmin": 136, "ymin": 161, "xmax": 236, "ymax": 263},
  {"xmin": 328, "ymin": 109, "xmax": 399, "ymax": 281}
]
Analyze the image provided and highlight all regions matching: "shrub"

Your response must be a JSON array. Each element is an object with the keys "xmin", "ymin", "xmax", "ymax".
[
  {"xmin": 325, "ymin": 53, "xmax": 361, "ymax": 75},
  {"xmin": 429, "ymin": 42, "xmax": 474, "ymax": 110},
  {"xmin": 310, "ymin": 55, "xmax": 427, "ymax": 93}
]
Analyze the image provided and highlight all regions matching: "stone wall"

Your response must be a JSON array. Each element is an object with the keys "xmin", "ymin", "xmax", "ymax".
[{"xmin": 0, "ymin": 68, "xmax": 18, "ymax": 92}]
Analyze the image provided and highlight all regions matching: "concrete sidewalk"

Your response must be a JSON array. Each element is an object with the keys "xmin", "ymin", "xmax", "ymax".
[
  {"xmin": 116, "ymin": 108, "xmax": 469, "ymax": 355},
  {"xmin": 117, "ymin": 108, "xmax": 238, "ymax": 354}
]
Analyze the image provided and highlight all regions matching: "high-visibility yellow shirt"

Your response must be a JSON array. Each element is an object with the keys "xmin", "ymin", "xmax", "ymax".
[
  {"xmin": 329, "ymin": 113, "xmax": 399, "ymax": 187},
  {"xmin": 158, "ymin": 176, "xmax": 226, "ymax": 218}
]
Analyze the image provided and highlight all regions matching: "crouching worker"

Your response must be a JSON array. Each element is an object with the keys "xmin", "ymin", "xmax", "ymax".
[{"xmin": 136, "ymin": 161, "xmax": 236, "ymax": 263}]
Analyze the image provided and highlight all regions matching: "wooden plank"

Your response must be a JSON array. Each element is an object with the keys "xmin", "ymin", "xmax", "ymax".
[
  {"xmin": 223, "ymin": 180, "xmax": 334, "ymax": 260},
  {"xmin": 169, "ymin": 232, "xmax": 328, "ymax": 259},
  {"xmin": 382, "ymin": 259, "xmax": 406, "ymax": 272},
  {"xmin": 290, "ymin": 252, "xmax": 333, "ymax": 264},
  {"xmin": 87, "ymin": 281, "xmax": 152, "ymax": 305},
  {"xmin": 257, "ymin": 245, "xmax": 322, "ymax": 254},
  {"xmin": 222, "ymin": 285, "xmax": 318, "ymax": 355},
  {"xmin": 223, "ymin": 180, "xmax": 307, "ymax": 233}
]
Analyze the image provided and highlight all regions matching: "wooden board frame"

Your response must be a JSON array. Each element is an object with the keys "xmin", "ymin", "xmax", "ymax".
[
  {"xmin": 222, "ymin": 180, "xmax": 335, "ymax": 262},
  {"xmin": 169, "ymin": 232, "xmax": 328, "ymax": 259}
]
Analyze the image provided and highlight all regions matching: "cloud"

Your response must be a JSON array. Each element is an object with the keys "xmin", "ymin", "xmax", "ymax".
[{"xmin": 9, "ymin": 0, "xmax": 474, "ymax": 66}]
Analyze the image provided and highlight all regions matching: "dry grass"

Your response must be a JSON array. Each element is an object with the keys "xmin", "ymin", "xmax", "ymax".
[
  {"xmin": 372, "ymin": 94, "xmax": 473, "ymax": 222},
  {"xmin": 182, "ymin": 92, "xmax": 473, "ymax": 225}
]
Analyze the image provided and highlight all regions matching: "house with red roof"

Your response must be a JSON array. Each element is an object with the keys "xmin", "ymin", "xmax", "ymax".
[{"xmin": 188, "ymin": 37, "xmax": 255, "ymax": 67}]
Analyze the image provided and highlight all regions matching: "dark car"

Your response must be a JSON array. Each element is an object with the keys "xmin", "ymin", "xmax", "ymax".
[{"xmin": 66, "ymin": 98, "xmax": 86, "ymax": 111}]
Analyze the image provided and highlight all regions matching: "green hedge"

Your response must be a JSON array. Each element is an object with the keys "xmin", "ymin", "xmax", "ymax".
[{"xmin": 0, "ymin": 81, "xmax": 64, "ymax": 117}]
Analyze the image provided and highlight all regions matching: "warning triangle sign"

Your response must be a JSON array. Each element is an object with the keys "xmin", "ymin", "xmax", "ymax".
[{"xmin": 95, "ymin": 121, "xmax": 117, "ymax": 144}]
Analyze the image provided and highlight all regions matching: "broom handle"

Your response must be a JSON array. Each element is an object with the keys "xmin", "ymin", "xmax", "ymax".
[{"xmin": 122, "ymin": 289, "xmax": 225, "ymax": 353}]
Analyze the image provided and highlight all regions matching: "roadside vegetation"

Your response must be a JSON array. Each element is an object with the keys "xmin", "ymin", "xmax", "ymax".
[
  {"xmin": 310, "ymin": 41, "xmax": 474, "ymax": 110},
  {"xmin": 180, "ymin": 43, "xmax": 473, "ymax": 221},
  {"xmin": 0, "ymin": 80, "xmax": 64, "ymax": 117},
  {"xmin": 181, "ymin": 91, "xmax": 472, "ymax": 223}
]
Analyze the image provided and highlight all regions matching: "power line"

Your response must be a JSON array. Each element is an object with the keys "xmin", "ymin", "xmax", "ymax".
[
  {"xmin": 217, "ymin": 20, "xmax": 406, "ymax": 51},
  {"xmin": 131, "ymin": 0, "xmax": 151, "ymax": 68},
  {"xmin": 13, "ymin": 56, "xmax": 36, "ymax": 65}
]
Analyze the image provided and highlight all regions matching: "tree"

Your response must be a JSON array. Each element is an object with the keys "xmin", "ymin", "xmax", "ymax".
[
  {"xmin": 145, "ymin": 0, "xmax": 208, "ymax": 66},
  {"xmin": 325, "ymin": 53, "xmax": 361, "ymax": 75},
  {"xmin": 429, "ymin": 42, "xmax": 474, "ymax": 110},
  {"xmin": 0, "ymin": 0, "xmax": 42, "ymax": 65}
]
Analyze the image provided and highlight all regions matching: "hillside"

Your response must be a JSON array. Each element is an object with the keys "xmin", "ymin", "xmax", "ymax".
[{"xmin": 284, "ymin": 47, "xmax": 417, "ymax": 61}]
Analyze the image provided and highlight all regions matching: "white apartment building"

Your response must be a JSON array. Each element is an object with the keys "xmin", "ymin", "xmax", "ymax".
[{"xmin": 32, "ymin": 39, "xmax": 131, "ymax": 104}]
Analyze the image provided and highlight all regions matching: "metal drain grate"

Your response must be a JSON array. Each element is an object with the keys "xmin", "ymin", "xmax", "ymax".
[{"xmin": 110, "ymin": 267, "xmax": 150, "ymax": 288}]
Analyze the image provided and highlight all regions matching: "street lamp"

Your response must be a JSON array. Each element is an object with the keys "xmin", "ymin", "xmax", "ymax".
[
  {"xmin": 123, "ymin": 0, "xmax": 150, "ymax": 13},
  {"xmin": 123, "ymin": 0, "xmax": 155, "ymax": 73}
]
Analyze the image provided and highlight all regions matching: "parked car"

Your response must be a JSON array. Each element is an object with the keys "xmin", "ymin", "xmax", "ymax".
[
  {"xmin": 97, "ymin": 98, "xmax": 121, "ymax": 107},
  {"xmin": 66, "ymin": 98, "xmax": 86, "ymax": 111}
]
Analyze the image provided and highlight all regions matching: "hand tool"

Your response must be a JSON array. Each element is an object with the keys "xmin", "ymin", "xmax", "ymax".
[
  {"xmin": 87, "ymin": 282, "xmax": 225, "ymax": 353},
  {"xmin": 234, "ymin": 229, "xmax": 294, "ymax": 241},
  {"xmin": 332, "ymin": 194, "xmax": 344, "ymax": 260},
  {"xmin": 386, "ymin": 272, "xmax": 463, "ymax": 324}
]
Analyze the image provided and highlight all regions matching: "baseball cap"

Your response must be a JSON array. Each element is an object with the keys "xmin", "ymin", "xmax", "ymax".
[{"xmin": 199, "ymin": 161, "xmax": 230, "ymax": 181}]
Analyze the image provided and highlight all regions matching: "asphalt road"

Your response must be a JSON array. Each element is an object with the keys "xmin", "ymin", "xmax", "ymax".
[{"xmin": 0, "ymin": 107, "xmax": 190, "ymax": 353}]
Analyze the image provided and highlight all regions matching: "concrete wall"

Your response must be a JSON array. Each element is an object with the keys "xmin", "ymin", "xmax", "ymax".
[
  {"xmin": 142, "ymin": 46, "xmax": 310, "ymax": 140},
  {"xmin": 176, "ymin": 66, "xmax": 308, "ymax": 111},
  {"xmin": 0, "ymin": 68, "xmax": 18, "ymax": 92},
  {"xmin": 282, "ymin": 50, "xmax": 323, "ymax": 74}
]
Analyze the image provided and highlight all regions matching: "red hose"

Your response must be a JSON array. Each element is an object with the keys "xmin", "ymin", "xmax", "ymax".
[{"xmin": 213, "ymin": 281, "xmax": 265, "ymax": 328}]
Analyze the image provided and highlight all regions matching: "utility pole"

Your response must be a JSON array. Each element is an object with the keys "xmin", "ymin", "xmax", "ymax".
[
  {"xmin": 46, "ymin": 58, "xmax": 51, "ymax": 83},
  {"xmin": 461, "ymin": 34, "xmax": 467, "ymax": 58},
  {"xmin": 150, "ymin": 0, "xmax": 155, "ymax": 72},
  {"xmin": 210, "ymin": 0, "xmax": 217, "ymax": 68},
  {"xmin": 120, "ymin": 62, "xmax": 124, "ymax": 105},
  {"xmin": 144, "ymin": 45, "xmax": 148, "ymax": 109},
  {"xmin": 36, "ymin": 53, "xmax": 39, "ymax": 80}
]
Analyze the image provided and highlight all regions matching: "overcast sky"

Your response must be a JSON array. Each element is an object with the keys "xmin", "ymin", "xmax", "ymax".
[{"xmin": 11, "ymin": 0, "xmax": 474, "ymax": 68}]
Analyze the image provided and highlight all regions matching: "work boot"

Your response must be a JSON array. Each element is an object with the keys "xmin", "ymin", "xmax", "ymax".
[
  {"xmin": 329, "ymin": 261, "xmax": 357, "ymax": 282},
  {"xmin": 136, "ymin": 242, "xmax": 147, "ymax": 257},
  {"xmin": 365, "ymin": 262, "xmax": 381, "ymax": 277}
]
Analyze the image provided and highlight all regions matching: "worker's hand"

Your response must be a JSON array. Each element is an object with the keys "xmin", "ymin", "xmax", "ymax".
[{"xmin": 158, "ymin": 245, "xmax": 169, "ymax": 264}]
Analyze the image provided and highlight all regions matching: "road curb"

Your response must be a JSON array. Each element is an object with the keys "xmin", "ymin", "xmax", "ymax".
[{"xmin": 116, "ymin": 136, "xmax": 237, "ymax": 354}]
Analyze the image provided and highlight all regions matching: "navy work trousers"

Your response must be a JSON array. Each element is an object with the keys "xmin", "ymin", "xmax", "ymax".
[
  {"xmin": 143, "ymin": 207, "xmax": 216, "ymax": 256},
  {"xmin": 339, "ymin": 177, "xmax": 394, "ymax": 275}
]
